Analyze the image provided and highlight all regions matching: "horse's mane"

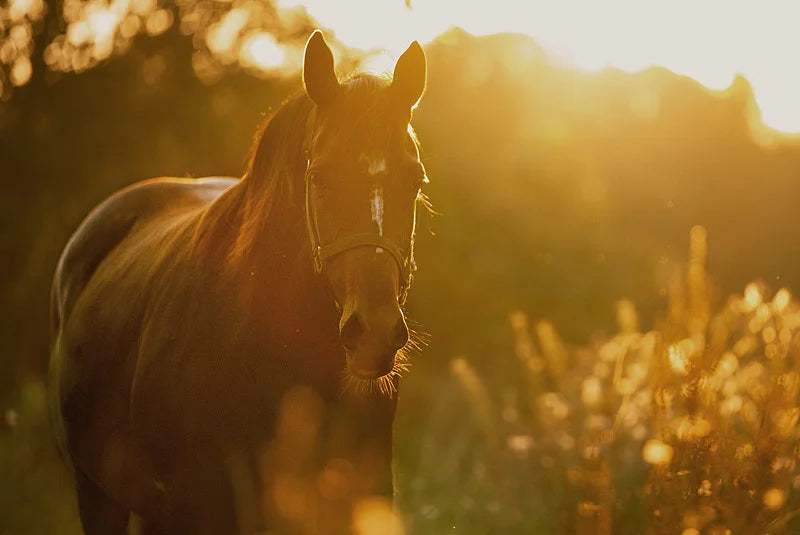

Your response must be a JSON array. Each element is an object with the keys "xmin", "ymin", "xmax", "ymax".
[{"xmin": 195, "ymin": 74, "xmax": 398, "ymax": 265}]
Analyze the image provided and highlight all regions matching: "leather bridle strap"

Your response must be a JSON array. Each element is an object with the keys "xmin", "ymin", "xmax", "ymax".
[{"xmin": 304, "ymin": 160, "xmax": 415, "ymax": 297}]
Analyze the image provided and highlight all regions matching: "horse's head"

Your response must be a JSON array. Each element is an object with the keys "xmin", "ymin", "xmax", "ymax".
[{"xmin": 302, "ymin": 31, "xmax": 427, "ymax": 383}]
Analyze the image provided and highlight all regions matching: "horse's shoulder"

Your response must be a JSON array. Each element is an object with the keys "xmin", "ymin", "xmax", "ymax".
[{"xmin": 52, "ymin": 176, "xmax": 238, "ymax": 329}]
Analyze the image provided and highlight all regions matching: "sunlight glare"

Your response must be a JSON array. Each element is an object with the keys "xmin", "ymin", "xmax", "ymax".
[
  {"xmin": 359, "ymin": 52, "xmax": 395, "ymax": 76},
  {"xmin": 295, "ymin": 0, "xmax": 800, "ymax": 133},
  {"xmin": 240, "ymin": 32, "xmax": 286, "ymax": 71}
]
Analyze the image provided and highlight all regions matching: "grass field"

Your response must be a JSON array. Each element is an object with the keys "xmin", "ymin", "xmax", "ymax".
[
  {"xmin": 4, "ymin": 227, "xmax": 800, "ymax": 534},
  {"xmin": 397, "ymin": 227, "xmax": 800, "ymax": 534}
]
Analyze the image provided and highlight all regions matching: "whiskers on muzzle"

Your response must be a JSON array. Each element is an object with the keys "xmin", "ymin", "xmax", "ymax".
[{"xmin": 340, "ymin": 325, "xmax": 429, "ymax": 397}]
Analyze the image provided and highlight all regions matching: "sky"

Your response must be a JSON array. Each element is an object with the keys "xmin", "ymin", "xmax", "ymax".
[{"xmin": 286, "ymin": 0, "xmax": 800, "ymax": 133}]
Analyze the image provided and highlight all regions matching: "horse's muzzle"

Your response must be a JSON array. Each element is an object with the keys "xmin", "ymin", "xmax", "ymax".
[{"xmin": 340, "ymin": 305, "xmax": 408, "ymax": 379}]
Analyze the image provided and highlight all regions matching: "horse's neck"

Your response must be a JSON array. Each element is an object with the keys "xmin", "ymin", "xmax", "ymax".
[{"xmin": 198, "ymin": 174, "xmax": 337, "ymax": 338}]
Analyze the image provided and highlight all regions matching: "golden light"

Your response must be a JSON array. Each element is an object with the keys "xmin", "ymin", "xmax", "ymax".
[
  {"xmin": 293, "ymin": 0, "xmax": 800, "ymax": 134},
  {"xmin": 87, "ymin": 8, "xmax": 116, "ymax": 40},
  {"xmin": 9, "ymin": 0, "xmax": 44, "ymax": 20},
  {"xmin": 773, "ymin": 288, "xmax": 791, "ymax": 312},
  {"xmin": 10, "ymin": 56, "xmax": 32, "ymax": 86},
  {"xmin": 771, "ymin": 408, "xmax": 800, "ymax": 439},
  {"xmin": 763, "ymin": 488, "xmax": 787, "ymax": 510},
  {"xmin": 507, "ymin": 434, "xmax": 534, "ymax": 456},
  {"xmin": 744, "ymin": 283, "xmax": 762, "ymax": 311},
  {"xmin": 642, "ymin": 439, "xmax": 673, "ymax": 465},
  {"xmin": 720, "ymin": 395, "xmax": 742, "ymax": 417},
  {"xmin": 9, "ymin": 24, "xmax": 31, "ymax": 48},
  {"xmin": 240, "ymin": 32, "xmax": 286, "ymax": 72},
  {"xmin": 762, "ymin": 326, "xmax": 777, "ymax": 344},
  {"xmin": 131, "ymin": 0, "xmax": 156, "ymax": 16},
  {"xmin": 352, "ymin": 496, "xmax": 404, "ymax": 535},
  {"xmin": 119, "ymin": 14, "xmax": 142, "ymax": 39},
  {"xmin": 667, "ymin": 344, "xmax": 689, "ymax": 375},
  {"xmin": 715, "ymin": 352, "xmax": 739, "ymax": 378},
  {"xmin": 67, "ymin": 21, "xmax": 91, "ymax": 45},
  {"xmin": 145, "ymin": 9, "xmax": 173, "ymax": 36},
  {"xmin": 11, "ymin": 0, "xmax": 797, "ymax": 134},
  {"xmin": 358, "ymin": 52, "xmax": 396, "ymax": 76},
  {"xmin": 676, "ymin": 416, "xmax": 711, "ymax": 441},
  {"xmin": 206, "ymin": 8, "xmax": 248, "ymax": 55},
  {"xmin": 581, "ymin": 376, "xmax": 602, "ymax": 406}
]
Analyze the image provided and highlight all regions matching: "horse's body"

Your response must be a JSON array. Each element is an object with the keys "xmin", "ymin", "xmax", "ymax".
[{"xmin": 50, "ymin": 32, "xmax": 427, "ymax": 534}]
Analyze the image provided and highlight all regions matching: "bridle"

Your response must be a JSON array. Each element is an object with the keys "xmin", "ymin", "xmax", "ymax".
[{"xmin": 304, "ymin": 159, "xmax": 416, "ymax": 303}]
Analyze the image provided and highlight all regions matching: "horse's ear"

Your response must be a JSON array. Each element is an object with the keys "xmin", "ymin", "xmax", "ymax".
[
  {"xmin": 303, "ymin": 30, "xmax": 339, "ymax": 107},
  {"xmin": 391, "ymin": 41, "xmax": 427, "ymax": 110}
]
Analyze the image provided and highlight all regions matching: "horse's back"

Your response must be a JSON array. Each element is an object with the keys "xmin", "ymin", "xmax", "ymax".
[
  {"xmin": 52, "ymin": 176, "xmax": 236, "ymax": 330},
  {"xmin": 49, "ymin": 176, "xmax": 237, "ymax": 513}
]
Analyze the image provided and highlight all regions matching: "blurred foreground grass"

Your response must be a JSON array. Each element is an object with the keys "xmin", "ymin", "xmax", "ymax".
[{"xmin": 5, "ymin": 226, "xmax": 800, "ymax": 534}]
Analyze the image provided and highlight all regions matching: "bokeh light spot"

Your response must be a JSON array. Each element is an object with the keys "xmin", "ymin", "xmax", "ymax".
[
  {"xmin": 642, "ymin": 439, "xmax": 673, "ymax": 465},
  {"xmin": 353, "ymin": 496, "xmax": 404, "ymax": 535}
]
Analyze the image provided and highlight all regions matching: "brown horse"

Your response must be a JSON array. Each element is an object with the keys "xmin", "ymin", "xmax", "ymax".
[{"xmin": 49, "ymin": 30, "xmax": 427, "ymax": 534}]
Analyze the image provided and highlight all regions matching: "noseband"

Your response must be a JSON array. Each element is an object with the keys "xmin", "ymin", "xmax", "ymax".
[{"xmin": 304, "ymin": 160, "xmax": 416, "ymax": 302}]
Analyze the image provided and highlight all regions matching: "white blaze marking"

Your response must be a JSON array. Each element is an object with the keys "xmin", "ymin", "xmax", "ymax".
[
  {"xmin": 363, "ymin": 154, "xmax": 387, "ymax": 176},
  {"xmin": 370, "ymin": 186, "xmax": 384, "ymax": 236},
  {"xmin": 368, "ymin": 158, "xmax": 386, "ymax": 176}
]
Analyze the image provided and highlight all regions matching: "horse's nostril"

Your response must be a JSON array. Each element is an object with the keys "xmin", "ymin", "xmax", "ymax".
[
  {"xmin": 391, "ymin": 317, "xmax": 409, "ymax": 353},
  {"xmin": 340, "ymin": 313, "xmax": 365, "ymax": 350}
]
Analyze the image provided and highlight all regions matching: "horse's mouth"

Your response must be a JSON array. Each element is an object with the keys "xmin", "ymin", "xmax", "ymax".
[
  {"xmin": 340, "ymin": 328, "xmax": 423, "ymax": 396},
  {"xmin": 345, "ymin": 351, "xmax": 397, "ymax": 380},
  {"xmin": 342, "ymin": 351, "xmax": 408, "ymax": 396}
]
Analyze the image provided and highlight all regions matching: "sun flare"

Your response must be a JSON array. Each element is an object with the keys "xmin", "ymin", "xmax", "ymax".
[{"xmin": 298, "ymin": 0, "xmax": 800, "ymax": 134}]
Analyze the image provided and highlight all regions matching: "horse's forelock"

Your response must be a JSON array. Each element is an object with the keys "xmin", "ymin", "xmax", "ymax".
[{"xmin": 319, "ymin": 74, "xmax": 408, "ymax": 155}]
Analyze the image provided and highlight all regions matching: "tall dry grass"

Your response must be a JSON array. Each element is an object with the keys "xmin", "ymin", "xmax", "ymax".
[{"xmin": 444, "ymin": 226, "xmax": 800, "ymax": 534}]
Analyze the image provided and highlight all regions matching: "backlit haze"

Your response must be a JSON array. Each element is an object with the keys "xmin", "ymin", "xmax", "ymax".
[
  {"xmin": 1, "ymin": 0, "xmax": 798, "ymax": 134},
  {"xmin": 294, "ymin": 0, "xmax": 800, "ymax": 134}
]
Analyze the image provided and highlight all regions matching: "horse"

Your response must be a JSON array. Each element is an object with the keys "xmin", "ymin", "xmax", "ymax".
[{"xmin": 48, "ymin": 30, "xmax": 428, "ymax": 534}]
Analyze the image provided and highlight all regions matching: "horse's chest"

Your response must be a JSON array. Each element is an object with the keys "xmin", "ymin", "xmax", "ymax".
[{"xmin": 132, "ymin": 324, "xmax": 342, "ymax": 442}]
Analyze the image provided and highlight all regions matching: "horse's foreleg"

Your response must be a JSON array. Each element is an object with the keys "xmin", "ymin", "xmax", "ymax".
[{"xmin": 74, "ymin": 469, "xmax": 129, "ymax": 535}]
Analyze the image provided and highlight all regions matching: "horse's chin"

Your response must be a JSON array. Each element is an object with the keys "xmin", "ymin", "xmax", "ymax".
[{"xmin": 345, "ymin": 352, "xmax": 397, "ymax": 381}]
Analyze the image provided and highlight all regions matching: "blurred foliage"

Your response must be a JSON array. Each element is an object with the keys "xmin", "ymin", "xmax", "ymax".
[
  {"xmin": 0, "ymin": 379, "xmax": 80, "ymax": 533},
  {"xmin": 0, "ymin": 0, "xmax": 316, "ymax": 99},
  {"xmin": 4, "ymin": 17, "xmax": 800, "ymax": 534}
]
